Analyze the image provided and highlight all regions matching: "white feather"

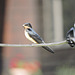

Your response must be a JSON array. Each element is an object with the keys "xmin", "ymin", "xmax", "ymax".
[{"xmin": 25, "ymin": 30, "xmax": 37, "ymax": 43}]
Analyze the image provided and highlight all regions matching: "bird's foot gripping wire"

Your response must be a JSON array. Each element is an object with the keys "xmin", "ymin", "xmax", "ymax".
[
  {"xmin": 66, "ymin": 37, "xmax": 75, "ymax": 47},
  {"xmin": 66, "ymin": 23, "xmax": 75, "ymax": 47}
]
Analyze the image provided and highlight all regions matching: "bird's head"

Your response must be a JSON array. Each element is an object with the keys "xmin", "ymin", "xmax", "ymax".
[{"xmin": 22, "ymin": 23, "xmax": 32, "ymax": 29}]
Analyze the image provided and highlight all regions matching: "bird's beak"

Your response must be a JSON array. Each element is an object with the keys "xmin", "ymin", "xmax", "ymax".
[{"xmin": 22, "ymin": 24, "xmax": 30, "ymax": 29}]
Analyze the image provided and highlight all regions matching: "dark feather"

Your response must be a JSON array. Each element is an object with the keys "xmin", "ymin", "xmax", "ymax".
[
  {"xmin": 26, "ymin": 28, "xmax": 54, "ymax": 53},
  {"xmin": 27, "ymin": 28, "xmax": 44, "ymax": 43},
  {"xmin": 42, "ymin": 46, "xmax": 54, "ymax": 53}
]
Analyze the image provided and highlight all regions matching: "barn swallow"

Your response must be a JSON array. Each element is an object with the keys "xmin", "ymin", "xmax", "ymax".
[{"xmin": 23, "ymin": 23, "xmax": 54, "ymax": 53}]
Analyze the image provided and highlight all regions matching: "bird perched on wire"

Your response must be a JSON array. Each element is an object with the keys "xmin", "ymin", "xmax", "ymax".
[
  {"xmin": 23, "ymin": 23, "xmax": 54, "ymax": 53},
  {"xmin": 66, "ymin": 23, "xmax": 75, "ymax": 47}
]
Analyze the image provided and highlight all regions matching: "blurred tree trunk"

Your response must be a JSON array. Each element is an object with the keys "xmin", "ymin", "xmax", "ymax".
[
  {"xmin": 0, "ymin": 0, "xmax": 5, "ymax": 75},
  {"xmin": 42, "ymin": 0, "xmax": 53, "ymax": 42},
  {"xmin": 53, "ymin": 0, "xmax": 63, "ymax": 41},
  {"xmin": 41, "ymin": 0, "xmax": 63, "ymax": 75}
]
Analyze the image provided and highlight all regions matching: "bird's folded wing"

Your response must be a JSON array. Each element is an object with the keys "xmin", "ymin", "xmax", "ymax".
[{"xmin": 27, "ymin": 29, "xmax": 44, "ymax": 43}]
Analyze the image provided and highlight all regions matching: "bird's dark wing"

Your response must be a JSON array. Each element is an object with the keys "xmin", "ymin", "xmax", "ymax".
[
  {"xmin": 27, "ymin": 28, "xmax": 44, "ymax": 43},
  {"xmin": 42, "ymin": 46, "xmax": 54, "ymax": 53},
  {"xmin": 27, "ymin": 28, "xmax": 54, "ymax": 53}
]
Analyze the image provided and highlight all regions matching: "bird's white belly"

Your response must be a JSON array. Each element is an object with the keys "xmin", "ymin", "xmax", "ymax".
[{"xmin": 25, "ymin": 31, "xmax": 37, "ymax": 43}]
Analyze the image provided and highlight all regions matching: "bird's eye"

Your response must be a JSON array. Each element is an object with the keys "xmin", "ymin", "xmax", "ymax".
[{"xmin": 28, "ymin": 28, "xmax": 32, "ymax": 31}]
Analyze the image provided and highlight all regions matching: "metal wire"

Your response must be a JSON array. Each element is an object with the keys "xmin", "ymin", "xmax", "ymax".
[{"xmin": 0, "ymin": 40, "xmax": 67, "ymax": 47}]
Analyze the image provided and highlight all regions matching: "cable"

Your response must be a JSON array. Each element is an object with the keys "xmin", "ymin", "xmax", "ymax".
[{"xmin": 0, "ymin": 40, "xmax": 67, "ymax": 47}]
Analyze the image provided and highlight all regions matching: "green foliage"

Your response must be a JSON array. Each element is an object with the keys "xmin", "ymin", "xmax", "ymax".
[
  {"xmin": 56, "ymin": 65, "xmax": 75, "ymax": 75},
  {"xmin": 32, "ymin": 69, "xmax": 43, "ymax": 75}
]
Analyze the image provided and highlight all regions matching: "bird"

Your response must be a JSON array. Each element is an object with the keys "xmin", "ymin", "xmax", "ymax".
[{"xmin": 22, "ymin": 23, "xmax": 54, "ymax": 53}]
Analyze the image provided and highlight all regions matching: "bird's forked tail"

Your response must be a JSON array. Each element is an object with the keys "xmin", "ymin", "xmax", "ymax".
[{"xmin": 42, "ymin": 46, "xmax": 54, "ymax": 53}]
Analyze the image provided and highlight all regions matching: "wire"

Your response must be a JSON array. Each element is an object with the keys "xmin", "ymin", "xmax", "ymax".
[{"xmin": 0, "ymin": 40, "xmax": 67, "ymax": 47}]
